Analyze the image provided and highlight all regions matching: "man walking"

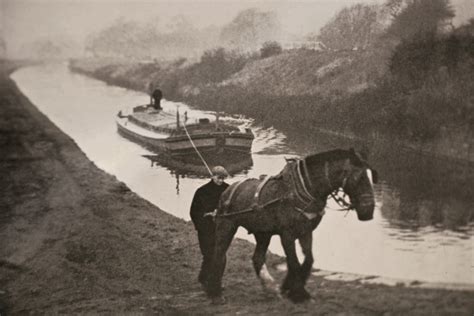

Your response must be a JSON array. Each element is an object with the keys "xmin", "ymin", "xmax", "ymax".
[{"xmin": 190, "ymin": 166, "xmax": 229, "ymax": 289}]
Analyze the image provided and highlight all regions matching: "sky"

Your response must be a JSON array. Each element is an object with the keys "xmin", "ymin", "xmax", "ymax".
[{"xmin": 1, "ymin": 0, "xmax": 473, "ymax": 56}]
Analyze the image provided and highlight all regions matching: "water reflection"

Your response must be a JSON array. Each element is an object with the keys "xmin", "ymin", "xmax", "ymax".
[
  {"xmin": 143, "ymin": 151, "xmax": 253, "ymax": 194},
  {"xmin": 143, "ymin": 151, "xmax": 253, "ymax": 178},
  {"xmin": 375, "ymin": 148, "xmax": 474, "ymax": 234},
  {"xmin": 381, "ymin": 188, "xmax": 473, "ymax": 233}
]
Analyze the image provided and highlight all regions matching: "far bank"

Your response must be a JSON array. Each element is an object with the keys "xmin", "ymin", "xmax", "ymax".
[{"xmin": 69, "ymin": 56, "xmax": 473, "ymax": 164}]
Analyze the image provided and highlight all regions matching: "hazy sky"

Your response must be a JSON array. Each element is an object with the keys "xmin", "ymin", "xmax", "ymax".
[{"xmin": 1, "ymin": 0, "xmax": 473, "ymax": 55}]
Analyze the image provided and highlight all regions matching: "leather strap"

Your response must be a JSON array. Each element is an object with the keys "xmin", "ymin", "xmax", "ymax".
[
  {"xmin": 297, "ymin": 160, "xmax": 316, "ymax": 200},
  {"xmin": 252, "ymin": 175, "xmax": 272, "ymax": 210},
  {"xmin": 222, "ymin": 178, "xmax": 250, "ymax": 209}
]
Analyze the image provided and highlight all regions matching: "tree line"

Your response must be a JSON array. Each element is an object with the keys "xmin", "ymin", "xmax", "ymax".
[
  {"xmin": 81, "ymin": 0, "xmax": 473, "ymax": 145},
  {"xmin": 168, "ymin": 0, "xmax": 472, "ymax": 143},
  {"xmin": 85, "ymin": 9, "xmax": 281, "ymax": 60}
]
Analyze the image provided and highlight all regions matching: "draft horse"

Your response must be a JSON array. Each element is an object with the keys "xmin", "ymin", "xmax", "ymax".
[{"xmin": 205, "ymin": 148, "xmax": 377, "ymax": 303}]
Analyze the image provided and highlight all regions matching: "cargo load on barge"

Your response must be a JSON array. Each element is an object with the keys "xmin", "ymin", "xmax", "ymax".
[{"xmin": 116, "ymin": 105, "xmax": 254, "ymax": 155}]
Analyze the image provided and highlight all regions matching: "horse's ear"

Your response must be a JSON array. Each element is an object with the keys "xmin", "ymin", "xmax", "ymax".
[{"xmin": 349, "ymin": 148, "xmax": 365, "ymax": 166}]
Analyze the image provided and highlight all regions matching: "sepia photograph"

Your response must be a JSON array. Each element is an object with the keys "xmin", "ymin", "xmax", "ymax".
[{"xmin": 1, "ymin": 0, "xmax": 473, "ymax": 314}]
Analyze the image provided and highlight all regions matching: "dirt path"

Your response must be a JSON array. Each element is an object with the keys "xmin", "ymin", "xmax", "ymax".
[{"xmin": 0, "ymin": 61, "xmax": 473, "ymax": 315}]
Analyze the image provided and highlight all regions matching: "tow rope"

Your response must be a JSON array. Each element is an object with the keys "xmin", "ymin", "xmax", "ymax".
[{"xmin": 182, "ymin": 119, "xmax": 213, "ymax": 177}]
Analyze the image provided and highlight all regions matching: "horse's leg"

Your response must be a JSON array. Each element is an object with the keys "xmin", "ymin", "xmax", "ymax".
[
  {"xmin": 298, "ymin": 232, "xmax": 314, "ymax": 286},
  {"xmin": 280, "ymin": 234, "xmax": 311, "ymax": 303},
  {"xmin": 253, "ymin": 233, "xmax": 279, "ymax": 295},
  {"xmin": 280, "ymin": 235, "xmax": 296, "ymax": 295},
  {"xmin": 206, "ymin": 218, "xmax": 237, "ymax": 303}
]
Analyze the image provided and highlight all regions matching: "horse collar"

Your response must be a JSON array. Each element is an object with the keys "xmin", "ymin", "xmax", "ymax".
[
  {"xmin": 297, "ymin": 160, "xmax": 316, "ymax": 201},
  {"xmin": 324, "ymin": 162, "xmax": 332, "ymax": 191}
]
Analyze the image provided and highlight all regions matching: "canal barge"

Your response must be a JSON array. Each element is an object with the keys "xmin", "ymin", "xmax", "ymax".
[{"xmin": 116, "ymin": 104, "xmax": 254, "ymax": 157}]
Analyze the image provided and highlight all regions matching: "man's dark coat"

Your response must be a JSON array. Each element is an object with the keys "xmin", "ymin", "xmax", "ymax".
[{"xmin": 190, "ymin": 180, "xmax": 229, "ymax": 285}]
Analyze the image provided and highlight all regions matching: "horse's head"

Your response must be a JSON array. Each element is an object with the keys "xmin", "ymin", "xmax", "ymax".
[
  {"xmin": 340, "ymin": 148, "xmax": 377, "ymax": 221},
  {"xmin": 304, "ymin": 148, "xmax": 378, "ymax": 221}
]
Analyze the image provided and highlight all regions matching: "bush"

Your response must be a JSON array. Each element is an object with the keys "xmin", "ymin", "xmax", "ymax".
[
  {"xmin": 260, "ymin": 41, "xmax": 283, "ymax": 58},
  {"xmin": 186, "ymin": 48, "xmax": 248, "ymax": 84}
]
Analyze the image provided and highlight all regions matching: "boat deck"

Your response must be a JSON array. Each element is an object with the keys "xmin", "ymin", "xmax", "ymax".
[
  {"xmin": 132, "ymin": 109, "xmax": 177, "ymax": 129},
  {"xmin": 116, "ymin": 116, "xmax": 169, "ymax": 139},
  {"xmin": 117, "ymin": 105, "xmax": 254, "ymax": 155},
  {"xmin": 130, "ymin": 107, "xmax": 241, "ymax": 136}
]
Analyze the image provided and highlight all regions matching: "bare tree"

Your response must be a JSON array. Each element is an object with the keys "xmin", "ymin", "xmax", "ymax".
[
  {"xmin": 0, "ymin": 37, "xmax": 6, "ymax": 58},
  {"xmin": 317, "ymin": 4, "xmax": 387, "ymax": 50},
  {"xmin": 219, "ymin": 8, "xmax": 281, "ymax": 52},
  {"xmin": 386, "ymin": 0, "xmax": 455, "ymax": 41}
]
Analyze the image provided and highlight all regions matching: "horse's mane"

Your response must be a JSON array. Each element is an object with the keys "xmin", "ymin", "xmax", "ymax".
[{"xmin": 304, "ymin": 148, "xmax": 363, "ymax": 166}]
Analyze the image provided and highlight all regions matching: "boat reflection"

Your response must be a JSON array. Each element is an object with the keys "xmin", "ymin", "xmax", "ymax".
[
  {"xmin": 143, "ymin": 151, "xmax": 253, "ymax": 194},
  {"xmin": 143, "ymin": 151, "xmax": 253, "ymax": 178}
]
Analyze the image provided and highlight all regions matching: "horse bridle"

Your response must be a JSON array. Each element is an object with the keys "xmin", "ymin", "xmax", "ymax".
[
  {"xmin": 320, "ymin": 161, "xmax": 354, "ymax": 211},
  {"xmin": 301, "ymin": 158, "xmax": 364, "ymax": 212},
  {"xmin": 327, "ymin": 158, "xmax": 379, "ymax": 212}
]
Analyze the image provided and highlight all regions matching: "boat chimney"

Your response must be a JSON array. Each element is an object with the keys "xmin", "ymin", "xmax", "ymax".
[
  {"xmin": 152, "ymin": 88, "xmax": 162, "ymax": 110},
  {"xmin": 176, "ymin": 110, "xmax": 180, "ymax": 130},
  {"xmin": 215, "ymin": 112, "xmax": 220, "ymax": 131}
]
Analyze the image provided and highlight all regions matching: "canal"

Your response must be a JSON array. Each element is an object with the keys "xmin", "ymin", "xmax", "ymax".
[{"xmin": 11, "ymin": 62, "xmax": 473, "ymax": 285}]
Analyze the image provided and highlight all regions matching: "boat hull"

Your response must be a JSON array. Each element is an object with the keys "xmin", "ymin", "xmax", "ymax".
[
  {"xmin": 117, "ymin": 118, "xmax": 168, "ymax": 151},
  {"xmin": 165, "ymin": 133, "xmax": 254, "ymax": 154},
  {"xmin": 116, "ymin": 114, "xmax": 254, "ymax": 155}
]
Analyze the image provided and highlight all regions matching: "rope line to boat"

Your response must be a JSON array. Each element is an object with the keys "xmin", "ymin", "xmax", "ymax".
[{"xmin": 182, "ymin": 122, "xmax": 213, "ymax": 177}]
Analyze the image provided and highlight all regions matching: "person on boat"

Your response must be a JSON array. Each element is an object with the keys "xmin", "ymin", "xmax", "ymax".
[
  {"xmin": 151, "ymin": 88, "xmax": 163, "ymax": 111},
  {"xmin": 190, "ymin": 166, "xmax": 229, "ymax": 290}
]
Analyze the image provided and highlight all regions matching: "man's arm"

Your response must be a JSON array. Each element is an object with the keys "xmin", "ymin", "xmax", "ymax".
[{"xmin": 190, "ymin": 190, "xmax": 203, "ymax": 229}]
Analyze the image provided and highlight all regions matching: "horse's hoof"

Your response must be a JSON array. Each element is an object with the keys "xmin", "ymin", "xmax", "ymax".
[
  {"xmin": 287, "ymin": 289, "xmax": 311, "ymax": 303},
  {"xmin": 211, "ymin": 296, "xmax": 226, "ymax": 305},
  {"xmin": 274, "ymin": 291, "xmax": 284, "ymax": 300},
  {"xmin": 280, "ymin": 285, "xmax": 290, "ymax": 295}
]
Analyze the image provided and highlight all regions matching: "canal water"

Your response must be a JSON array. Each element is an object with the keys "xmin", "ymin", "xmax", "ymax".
[{"xmin": 11, "ymin": 63, "xmax": 473, "ymax": 285}]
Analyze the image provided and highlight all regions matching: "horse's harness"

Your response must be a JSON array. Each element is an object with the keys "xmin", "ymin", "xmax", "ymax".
[{"xmin": 216, "ymin": 158, "xmax": 353, "ymax": 220}]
